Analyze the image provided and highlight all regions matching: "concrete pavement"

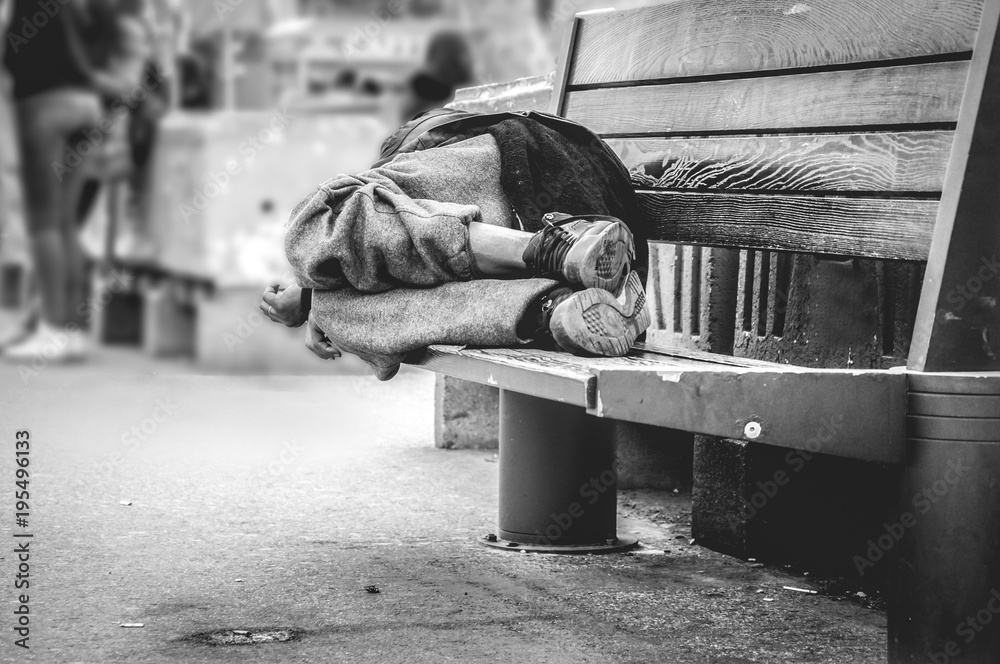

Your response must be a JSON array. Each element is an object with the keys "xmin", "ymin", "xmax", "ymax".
[{"xmin": 0, "ymin": 351, "xmax": 885, "ymax": 663}]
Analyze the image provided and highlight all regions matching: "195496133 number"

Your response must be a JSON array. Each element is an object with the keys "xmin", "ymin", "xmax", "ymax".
[{"xmin": 15, "ymin": 431, "xmax": 29, "ymax": 526}]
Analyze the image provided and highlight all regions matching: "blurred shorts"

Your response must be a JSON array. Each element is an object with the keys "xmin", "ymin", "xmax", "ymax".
[{"xmin": 16, "ymin": 87, "xmax": 102, "ymax": 141}]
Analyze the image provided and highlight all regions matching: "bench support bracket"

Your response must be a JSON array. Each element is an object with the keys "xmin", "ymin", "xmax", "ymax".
[{"xmin": 481, "ymin": 390, "xmax": 637, "ymax": 554}]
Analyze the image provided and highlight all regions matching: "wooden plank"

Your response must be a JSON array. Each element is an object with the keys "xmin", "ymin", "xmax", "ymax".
[
  {"xmin": 908, "ymin": 2, "xmax": 1000, "ymax": 372},
  {"xmin": 633, "ymin": 341, "xmax": 784, "ymax": 368},
  {"xmin": 613, "ymin": 131, "xmax": 954, "ymax": 193},
  {"xmin": 563, "ymin": 62, "xmax": 968, "ymax": 136},
  {"xmin": 549, "ymin": 16, "xmax": 581, "ymax": 117},
  {"xmin": 591, "ymin": 365, "xmax": 907, "ymax": 463},
  {"xmin": 409, "ymin": 342, "xmax": 791, "ymax": 407},
  {"xmin": 637, "ymin": 191, "xmax": 936, "ymax": 260},
  {"xmin": 570, "ymin": 0, "xmax": 981, "ymax": 86},
  {"xmin": 410, "ymin": 346, "xmax": 595, "ymax": 408}
]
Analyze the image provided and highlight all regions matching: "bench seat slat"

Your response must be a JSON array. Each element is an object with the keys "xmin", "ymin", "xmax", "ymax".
[
  {"xmin": 592, "ymin": 365, "xmax": 907, "ymax": 463},
  {"xmin": 564, "ymin": 62, "xmax": 968, "ymax": 136},
  {"xmin": 413, "ymin": 346, "xmax": 597, "ymax": 408},
  {"xmin": 411, "ymin": 344, "xmax": 784, "ymax": 408},
  {"xmin": 412, "ymin": 345, "xmax": 907, "ymax": 463},
  {"xmin": 571, "ymin": 0, "xmax": 981, "ymax": 86},
  {"xmin": 633, "ymin": 342, "xmax": 783, "ymax": 368},
  {"xmin": 610, "ymin": 131, "xmax": 954, "ymax": 193},
  {"xmin": 637, "ymin": 190, "xmax": 935, "ymax": 260}
]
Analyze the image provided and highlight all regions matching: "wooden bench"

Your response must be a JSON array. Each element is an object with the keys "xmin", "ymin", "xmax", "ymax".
[{"xmin": 409, "ymin": 1, "xmax": 1000, "ymax": 660}]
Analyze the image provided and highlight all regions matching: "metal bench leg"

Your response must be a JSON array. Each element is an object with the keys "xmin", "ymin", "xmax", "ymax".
[
  {"xmin": 889, "ymin": 387, "xmax": 1000, "ymax": 662},
  {"xmin": 480, "ymin": 389, "xmax": 637, "ymax": 554}
]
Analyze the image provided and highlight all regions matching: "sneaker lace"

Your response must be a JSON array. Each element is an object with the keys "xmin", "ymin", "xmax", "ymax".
[
  {"xmin": 530, "ymin": 222, "xmax": 575, "ymax": 276},
  {"xmin": 535, "ymin": 286, "xmax": 574, "ymax": 337}
]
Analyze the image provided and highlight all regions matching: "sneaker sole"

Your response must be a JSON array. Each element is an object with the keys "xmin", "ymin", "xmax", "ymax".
[
  {"xmin": 550, "ymin": 271, "xmax": 650, "ymax": 357},
  {"xmin": 564, "ymin": 220, "xmax": 634, "ymax": 294},
  {"xmin": 2, "ymin": 348, "xmax": 86, "ymax": 364}
]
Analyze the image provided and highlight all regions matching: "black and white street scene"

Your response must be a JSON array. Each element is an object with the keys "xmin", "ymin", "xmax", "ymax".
[{"xmin": 2, "ymin": 0, "xmax": 999, "ymax": 662}]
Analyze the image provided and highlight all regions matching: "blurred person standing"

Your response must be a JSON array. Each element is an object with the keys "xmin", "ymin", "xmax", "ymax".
[
  {"xmin": 1, "ymin": 0, "xmax": 149, "ymax": 362},
  {"xmin": 400, "ymin": 30, "xmax": 474, "ymax": 123}
]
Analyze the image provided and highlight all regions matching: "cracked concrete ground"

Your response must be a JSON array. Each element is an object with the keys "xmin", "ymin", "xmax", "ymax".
[{"xmin": 0, "ymin": 351, "xmax": 885, "ymax": 663}]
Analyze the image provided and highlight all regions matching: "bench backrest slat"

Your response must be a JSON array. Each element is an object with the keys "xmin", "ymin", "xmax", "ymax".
[
  {"xmin": 569, "ymin": 0, "xmax": 982, "ymax": 86},
  {"xmin": 564, "ymin": 62, "xmax": 968, "ymax": 136},
  {"xmin": 612, "ymin": 132, "xmax": 953, "ymax": 193},
  {"xmin": 554, "ymin": 0, "xmax": 988, "ymax": 261},
  {"xmin": 638, "ymin": 191, "xmax": 936, "ymax": 260}
]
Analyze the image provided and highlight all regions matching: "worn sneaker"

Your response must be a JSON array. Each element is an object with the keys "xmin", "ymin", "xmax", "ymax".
[
  {"xmin": 540, "ymin": 271, "xmax": 650, "ymax": 357},
  {"xmin": 66, "ymin": 328, "xmax": 88, "ymax": 360},
  {"xmin": 2, "ymin": 320, "xmax": 82, "ymax": 363},
  {"xmin": 522, "ymin": 212, "xmax": 635, "ymax": 294}
]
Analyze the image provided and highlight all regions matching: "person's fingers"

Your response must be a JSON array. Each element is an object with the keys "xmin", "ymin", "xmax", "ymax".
[
  {"xmin": 261, "ymin": 290, "xmax": 280, "ymax": 309},
  {"xmin": 305, "ymin": 317, "xmax": 341, "ymax": 360},
  {"xmin": 258, "ymin": 300, "xmax": 277, "ymax": 321},
  {"xmin": 307, "ymin": 337, "xmax": 340, "ymax": 360}
]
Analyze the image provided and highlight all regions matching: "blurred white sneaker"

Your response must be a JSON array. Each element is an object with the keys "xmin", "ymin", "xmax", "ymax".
[
  {"xmin": 2, "ymin": 321, "xmax": 79, "ymax": 363},
  {"xmin": 67, "ymin": 328, "xmax": 88, "ymax": 360}
]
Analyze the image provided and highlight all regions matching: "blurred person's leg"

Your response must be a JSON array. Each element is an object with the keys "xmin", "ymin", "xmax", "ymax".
[
  {"xmin": 61, "ymin": 156, "xmax": 92, "ymax": 330},
  {"xmin": 76, "ymin": 179, "xmax": 102, "ymax": 225},
  {"xmin": 16, "ymin": 94, "xmax": 70, "ymax": 328},
  {"xmin": 5, "ymin": 89, "xmax": 101, "ymax": 360}
]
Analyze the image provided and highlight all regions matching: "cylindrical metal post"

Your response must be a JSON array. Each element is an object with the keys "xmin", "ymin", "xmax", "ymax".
[
  {"xmin": 487, "ymin": 389, "xmax": 635, "ymax": 553},
  {"xmin": 889, "ymin": 375, "xmax": 1000, "ymax": 663}
]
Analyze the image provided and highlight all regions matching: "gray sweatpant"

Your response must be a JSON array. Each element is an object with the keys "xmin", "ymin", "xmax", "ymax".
[{"xmin": 284, "ymin": 134, "xmax": 558, "ymax": 380}]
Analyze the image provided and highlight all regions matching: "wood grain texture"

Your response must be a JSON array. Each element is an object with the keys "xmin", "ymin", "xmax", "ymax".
[
  {"xmin": 410, "ymin": 345, "xmax": 787, "ymax": 407},
  {"xmin": 411, "ymin": 346, "xmax": 595, "ymax": 407},
  {"xmin": 634, "ymin": 341, "xmax": 782, "ymax": 368},
  {"xmin": 409, "ymin": 342, "xmax": 795, "ymax": 407},
  {"xmin": 614, "ymin": 131, "xmax": 954, "ymax": 192},
  {"xmin": 637, "ymin": 191, "xmax": 936, "ymax": 260},
  {"xmin": 564, "ymin": 62, "xmax": 968, "ymax": 135},
  {"xmin": 570, "ymin": 0, "xmax": 982, "ymax": 85}
]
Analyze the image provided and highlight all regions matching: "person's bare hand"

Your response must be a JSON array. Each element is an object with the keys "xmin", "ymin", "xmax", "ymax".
[
  {"xmin": 260, "ymin": 284, "xmax": 310, "ymax": 328},
  {"xmin": 304, "ymin": 311, "xmax": 342, "ymax": 360}
]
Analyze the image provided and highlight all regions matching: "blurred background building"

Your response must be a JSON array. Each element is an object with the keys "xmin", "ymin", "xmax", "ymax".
[{"xmin": 0, "ymin": 0, "xmax": 660, "ymax": 372}]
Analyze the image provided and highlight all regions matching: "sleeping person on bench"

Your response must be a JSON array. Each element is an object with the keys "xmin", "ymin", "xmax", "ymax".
[{"xmin": 257, "ymin": 110, "xmax": 651, "ymax": 380}]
